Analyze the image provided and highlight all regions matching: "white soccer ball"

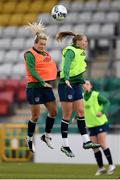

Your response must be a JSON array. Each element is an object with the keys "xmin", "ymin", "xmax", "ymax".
[{"xmin": 51, "ymin": 5, "xmax": 67, "ymax": 21}]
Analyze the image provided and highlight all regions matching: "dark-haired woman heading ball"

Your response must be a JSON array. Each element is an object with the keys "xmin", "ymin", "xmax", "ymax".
[{"xmin": 57, "ymin": 31, "xmax": 100, "ymax": 157}]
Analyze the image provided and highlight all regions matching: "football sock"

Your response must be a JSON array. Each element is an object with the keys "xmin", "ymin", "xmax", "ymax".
[
  {"xmin": 28, "ymin": 120, "xmax": 37, "ymax": 137},
  {"xmin": 62, "ymin": 138, "xmax": 69, "ymax": 147},
  {"xmin": 76, "ymin": 116, "xmax": 90, "ymax": 143},
  {"xmin": 61, "ymin": 119, "xmax": 69, "ymax": 147},
  {"xmin": 103, "ymin": 148, "xmax": 113, "ymax": 165},
  {"xmin": 45, "ymin": 116, "xmax": 55, "ymax": 133},
  {"xmin": 61, "ymin": 119, "xmax": 69, "ymax": 138},
  {"xmin": 76, "ymin": 116, "xmax": 87, "ymax": 134},
  {"xmin": 94, "ymin": 150, "xmax": 104, "ymax": 168}
]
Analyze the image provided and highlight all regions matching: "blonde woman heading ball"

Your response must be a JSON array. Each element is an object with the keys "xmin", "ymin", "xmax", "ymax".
[{"xmin": 24, "ymin": 22, "xmax": 57, "ymax": 152}]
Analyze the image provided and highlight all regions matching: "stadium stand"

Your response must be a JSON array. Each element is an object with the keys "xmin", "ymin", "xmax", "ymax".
[{"xmin": 0, "ymin": 0, "xmax": 120, "ymax": 129}]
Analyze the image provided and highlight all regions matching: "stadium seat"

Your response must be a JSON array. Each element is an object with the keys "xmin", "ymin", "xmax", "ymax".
[
  {"xmin": 0, "ymin": 99, "xmax": 10, "ymax": 115},
  {"xmin": 64, "ymin": 12, "xmax": 78, "ymax": 24},
  {"xmin": 84, "ymin": 0, "xmax": 97, "ymax": 11},
  {"xmin": 59, "ymin": 24, "xmax": 73, "ymax": 32},
  {"xmin": 92, "ymin": 12, "xmax": 106, "ymax": 23},
  {"xmin": 100, "ymin": 24, "xmax": 114, "ymax": 36},
  {"xmin": 101, "ymin": 91, "xmax": 109, "ymax": 98},
  {"xmin": 5, "ymin": 50, "xmax": 19, "ymax": 64},
  {"xmin": 9, "ymin": 14, "xmax": 24, "ymax": 26},
  {"xmin": 0, "ymin": 14, "xmax": 10, "ymax": 26},
  {"xmin": 24, "ymin": 38, "xmax": 34, "ymax": 50},
  {"xmin": 110, "ymin": 93, "xmax": 120, "ymax": 104},
  {"xmin": 42, "ymin": 0, "xmax": 58, "ymax": 13},
  {"xmin": 46, "ymin": 25, "xmax": 58, "ymax": 37},
  {"xmin": 73, "ymin": 24, "xmax": 86, "ymax": 34},
  {"xmin": 37, "ymin": 13, "xmax": 50, "ymax": 25},
  {"xmin": 15, "ymin": 1, "xmax": 30, "ymax": 13},
  {"xmin": 115, "ymin": 61, "xmax": 120, "ymax": 77},
  {"xmin": 116, "ymin": 39, "xmax": 120, "ymax": 59},
  {"xmin": 18, "ymin": 51, "xmax": 25, "ymax": 64},
  {"xmin": 0, "ymin": 79, "xmax": 5, "ymax": 92},
  {"xmin": 0, "ymin": 2, "xmax": 3, "ymax": 13},
  {"xmin": 0, "ymin": 64, "xmax": 13, "ymax": 79},
  {"xmin": 49, "ymin": 50, "xmax": 61, "ymax": 63},
  {"xmin": 0, "ymin": 38, "xmax": 11, "ymax": 50},
  {"xmin": 100, "ymin": 77, "xmax": 120, "ymax": 91},
  {"xmin": 70, "ymin": 1, "xmax": 84, "ymax": 12},
  {"xmin": 3, "ymin": 26, "xmax": 17, "ymax": 38},
  {"xmin": 97, "ymin": 39, "xmax": 109, "ymax": 48},
  {"xmin": 52, "ymin": 38, "xmax": 71, "ymax": 50},
  {"xmin": 0, "ymin": 91, "xmax": 14, "ymax": 115},
  {"xmin": 16, "ymin": 79, "xmax": 26, "ymax": 103},
  {"xmin": 16, "ymin": 26, "xmax": 32, "ymax": 38},
  {"xmin": 59, "ymin": 1, "xmax": 70, "ymax": 10},
  {"xmin": 11, "ymin": 64, "xmax": 25, "ymax": 79},
  {"xmin": 2, "ymin": 1, "xmax": 17, "ymax": 13},
  {"xmin": 29, "ymin": 1, "xmax": 44, "ymax": 13},
  {"xmin": 0, "ymin": 91, "xmax": 14, "ymax": 104},
  {"xmin": 46, "ymin": 37, "xmax": 54, "ymax": 50},
  {"xmin": 111, "ymin": 0, "xmax": 120, "ymax": 11},
  {"xmin": 4, "ymin": 79, "xmax": 19, "ymax": 93},
  {"xmin": 87, "ymin": 24, "xmax": 100, "ymax": 37},
  {"xmin": 106, "ymin": 12, "xmax": 120, "ymax": 23},
  {"xmin": 0, "ymin": 27, "xmax": 3, "ymax": 37},
  {"xmin": 22, "ymin": 13, "xmax": 37, "ymax": 25},
  {"xmin": 11, "ymin": 38, "xmax": 25, "ymax": 50},
  {"xmin": 110, "ymin": 77, "xmax": 120, "ymax": 90},
  {"xmin": 78, "ymin": 12, "xmax": 92, "ymax": 23},
  {"xmin": 97, "ymin": 0, "xmax": 110, "ymax": 11},
  {"xmin": 0, "ymin": 51, "xmax": 5, "ymax": 64},
  {"xmin": 109, "ymin": 104, "xmax": 119, "ymax": 115}
]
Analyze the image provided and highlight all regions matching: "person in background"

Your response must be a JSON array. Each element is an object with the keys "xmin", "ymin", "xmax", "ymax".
[
  {"xmin": 24, "ymin": 22, "xmax": 57, "ymax": 152},
  {"xmin": 56, "ymin": 31, "xmax": 100, "ymax": 158},
  {"xmin": 83, "ymin": 80, "xmax": 116, "ymax": 176}
]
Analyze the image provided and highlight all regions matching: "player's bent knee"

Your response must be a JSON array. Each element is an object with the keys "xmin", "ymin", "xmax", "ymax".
[
  {"xmin": 49, "ymin": 111, "xmax": 57, "ymax": 118},
  {"xmin": 32, "ymin": 114, "xmax": 39, "ymax": 121}
]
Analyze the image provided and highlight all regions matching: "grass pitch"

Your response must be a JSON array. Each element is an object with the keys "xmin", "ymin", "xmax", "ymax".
[{"xmin": 0, "ymin": 163, "xmax": 119, "ymax": 179}]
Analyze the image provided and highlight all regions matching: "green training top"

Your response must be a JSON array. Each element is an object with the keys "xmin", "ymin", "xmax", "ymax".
[
  {"xmin": 84, "ymin": 91, "xmax": 109, "ymax": 128},
  {"xmin": 59, "ymin": 45, "xmax": 85, "ymax": 84},
  {"xmin": 25, "ymin": 47, "xmax": 46, "ymax": 88}
]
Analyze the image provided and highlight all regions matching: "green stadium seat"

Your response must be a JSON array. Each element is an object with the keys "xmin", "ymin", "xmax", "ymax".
[
  {"xmin": 108, "ymin": 104, "xmax": 119, "ymax": 115},
  {"xmin": 110, "ymin": 93, "xmax": 120, "ymax": 104}
]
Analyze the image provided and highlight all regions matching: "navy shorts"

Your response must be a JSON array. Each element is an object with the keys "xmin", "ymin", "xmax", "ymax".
[
  {"xmin": 26, "ymin": 87, "xmax": 56, "ymax": 104},
  {"xmin": 88, "ymin": 123, "xmax": 109, "ymax": 136},
  {"xmin": 58, "ymin": 83, "xmax": 83, "ymax": 102}
]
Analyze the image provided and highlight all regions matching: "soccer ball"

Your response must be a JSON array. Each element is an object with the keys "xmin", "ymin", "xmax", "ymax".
[{"xmin": 51, "ymin": 5, "xmax": 67, "ymax": 21}]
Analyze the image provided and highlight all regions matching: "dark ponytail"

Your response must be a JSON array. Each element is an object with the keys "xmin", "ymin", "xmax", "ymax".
[
  {"xmin": 56, "ymin": 31, "xmax": 84, "ymax": 46},
  {"xmin": 56, "ymin": 31, "xmax": 76, "ymax": 42}
]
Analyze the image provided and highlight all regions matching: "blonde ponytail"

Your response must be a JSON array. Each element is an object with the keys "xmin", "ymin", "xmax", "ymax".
[{"xmin": 26, "ymin": 21, "xmax": 48, "ymax": 41}]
